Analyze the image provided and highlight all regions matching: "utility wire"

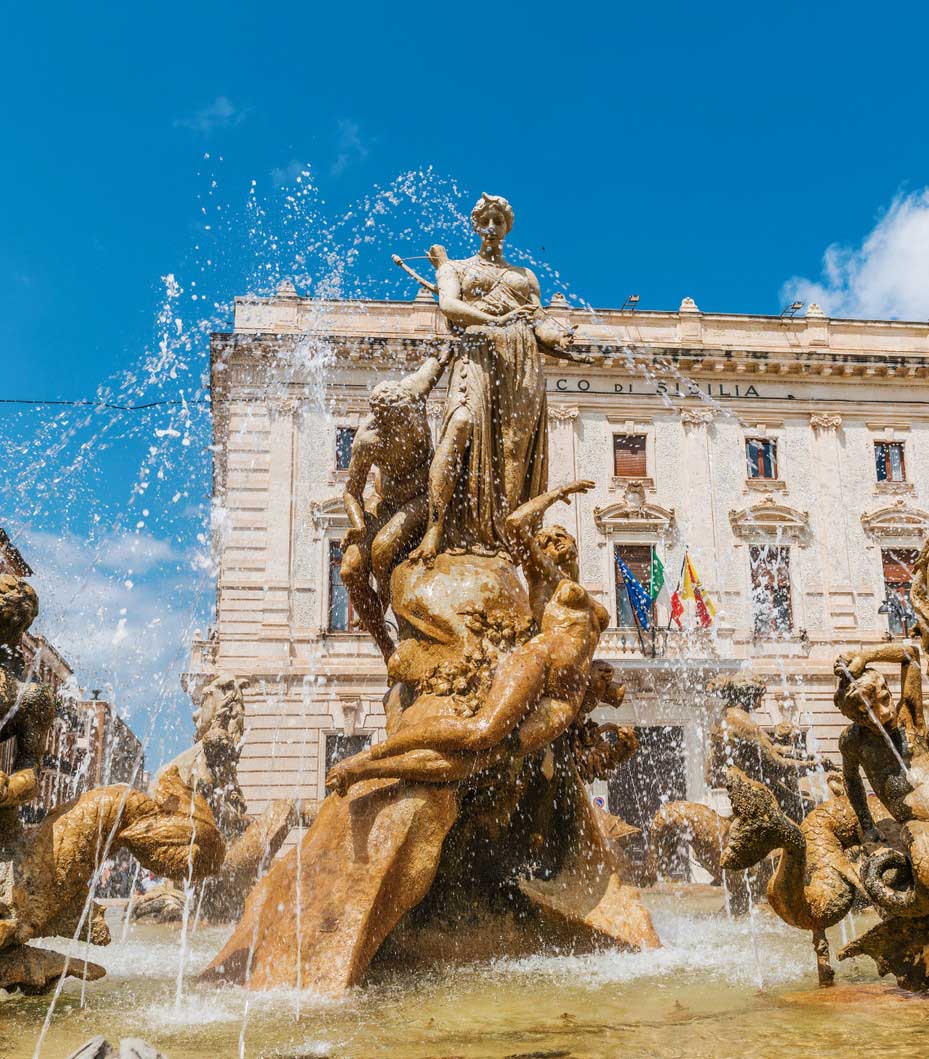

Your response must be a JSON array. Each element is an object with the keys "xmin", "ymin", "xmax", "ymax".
[{"xmin": 0, "ymin": 398, "xmax": 210, "ymax": 410}]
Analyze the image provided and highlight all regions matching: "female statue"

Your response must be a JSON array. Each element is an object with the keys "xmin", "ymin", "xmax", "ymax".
[{"xmin": 410, "ymin": 193, "xmax": 591, "ymax": 562}]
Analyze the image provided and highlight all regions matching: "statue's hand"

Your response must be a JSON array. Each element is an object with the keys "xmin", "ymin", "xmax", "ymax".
[
  {"xmin": 558, "ymin": 480, "xmax": 595, "ymax": 503},
  {"xmin": 498, "ymin": 306, "xmax": 536, "ymax": 325}
]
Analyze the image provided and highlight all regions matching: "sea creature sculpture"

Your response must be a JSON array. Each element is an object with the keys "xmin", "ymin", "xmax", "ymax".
[
  {"xmin": 0, "ymin": 766, "xmax": 224, "ymax": 993},
  {"xmin": 720, "ymin": 766, "xmax": 864, "ymax": 985}
]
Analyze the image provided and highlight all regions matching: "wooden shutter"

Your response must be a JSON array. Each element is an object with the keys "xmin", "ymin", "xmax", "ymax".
[{"xmin": 614, "ymin": 434, "xmax": 647, "ymax": 477}]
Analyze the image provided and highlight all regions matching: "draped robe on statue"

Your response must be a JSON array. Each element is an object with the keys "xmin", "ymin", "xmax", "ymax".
[{"xmin": 440, "ymin": 258, "xmax": 548, "ymax": 555}]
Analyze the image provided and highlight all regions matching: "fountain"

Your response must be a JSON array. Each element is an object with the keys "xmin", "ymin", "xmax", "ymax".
[
  {"xmin": 200, "ymin": 193, "xmax": 658, "ymax": 994},
  {"xmin": 4, "ymin": 182, "xmax": 929, "ymax": 1058}
]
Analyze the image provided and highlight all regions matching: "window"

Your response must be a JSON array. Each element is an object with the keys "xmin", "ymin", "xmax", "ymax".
[
  {"xmin": 750, "ymin": 545, "xmax": 792, "ymax": 635},
  {"xmin": 335, "ymin": 427, "xmax": 356, "ymax": 471},
  {"xmin": 614, "ymin": 544, "xmax": 654, "ymax": 627},
  {"xmin": 875, "ymin": 442, "xmax": 906, "ymax": 483},
  {"xmin": 746, "ymin": 438, "xmax": 777, "ymax": 480},
  {"xmin": 328, "ymin": 542, "xmax": 356, "ymax": 631},
  {"xmin": 325, "ymin": 732, "xmax": 371, "ymax": 773},
  {"xmin": 613, "ymin": 434, "xmax": 647, "ymax": 478},
  {"xmin": 882, "ymin": 548, "xmax": 918, "ymax": 636}
]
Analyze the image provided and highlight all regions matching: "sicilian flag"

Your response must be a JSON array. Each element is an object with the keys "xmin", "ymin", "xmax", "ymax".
[
  {"xmin": 615, "ymin": 553, "xmax": 651, "ymax": 631},
  {"xmin": 680, "ymin": 552, "xmax": 716, "ymax": 628}
]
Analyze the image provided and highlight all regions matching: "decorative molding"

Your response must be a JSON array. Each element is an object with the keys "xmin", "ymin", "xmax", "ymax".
[
  {"xmin": 548, "ymin": 405, "xmax": 580, "ymax": 422},
  {"xmin": 594, "ymin": 497, "xmax": 675, "ymax": 536},
  {"xmin": 729, "ymin": 495, "xmax": 810, "ymax": 544},
  {"xmin": 861, "ymin": 499, "xmax": 929, "ymax": 542},
  {"xmin": 309, "ymin": 496, "xmax": 349, "ymax": 538},
  {"xmin": 810, "ymin": 413, "xmax": 842, "ymax": 432},
  {"xmin": 680, "ymin": 407, "xmax": 715, "ymax": 428},
  {"xmin": 609, "ymin": 476, "xmax": 655, "ymax": 497},
  {"xmin": 745, "ymin": 477, "xmax": 787, "ymax": 493},
  {"xmin": 874, "ymin": 480, "xmax": 916, "ymax": 497}
]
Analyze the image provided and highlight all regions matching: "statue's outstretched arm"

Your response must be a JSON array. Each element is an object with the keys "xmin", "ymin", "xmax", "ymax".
[
  {"xmin": 505, "ymin": 480, "xmax": 594, "ymax": 576},
  {"xmin": 401, "ymin": 345, "xmax": 455, "ymax": 401}
]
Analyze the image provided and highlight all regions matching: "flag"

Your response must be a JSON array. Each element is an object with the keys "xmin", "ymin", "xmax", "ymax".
[
  {"xmin": 681, "ymin": 553, "xmax": 716, "ymax": 628},
  {"xmin": 650, "ymin": 551, "xmax": 675, "ymax": 625},
  {"xmin": 615, "ymin": 553, "xmax": 651, "ymax": 631}
]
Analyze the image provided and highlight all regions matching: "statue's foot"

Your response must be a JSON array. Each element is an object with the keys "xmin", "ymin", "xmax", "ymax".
[{"xmin": 409, "ymin": 525, "xmax": 442, "ymax": 566}]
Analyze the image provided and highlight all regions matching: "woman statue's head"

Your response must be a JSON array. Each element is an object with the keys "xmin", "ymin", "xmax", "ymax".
[
  {"xmin": 835, "ymin": 666, "xmax": 896, "ymax": 731},
  {"xmin": 471, "ymin": 193, "xmax": 514, "ymax": 245}
]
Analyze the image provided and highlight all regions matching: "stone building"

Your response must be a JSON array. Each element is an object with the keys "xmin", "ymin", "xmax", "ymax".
[{"xmin": 188, "ymin": 281, "xmax": 929, "ymax": 833}]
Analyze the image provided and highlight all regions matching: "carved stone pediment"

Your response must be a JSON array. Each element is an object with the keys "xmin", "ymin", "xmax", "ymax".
[
  {"xmin": 309, "ymin": 496, "xmax": 348, "ymax": 537},
  {"xmin": 861, "ymin": 499, "xmax": 929, "ymax": 542},
  {"xmin": 594, "ymin": 497, "xmax": 675, "ymax": 536},
  {"xmin": 729, "ymin": 495, "xmax": 809, "ymax": 544}
]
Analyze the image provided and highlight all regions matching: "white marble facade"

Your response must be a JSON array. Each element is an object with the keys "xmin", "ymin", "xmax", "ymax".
[{"xmin": 187, "ymin": 284, "xmax": 929, "ymax": 818}]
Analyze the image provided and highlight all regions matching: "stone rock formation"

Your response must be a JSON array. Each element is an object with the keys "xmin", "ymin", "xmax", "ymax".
[{"xmin": 203, "ymin": 195, "xmax": 657, "ymax": 995}]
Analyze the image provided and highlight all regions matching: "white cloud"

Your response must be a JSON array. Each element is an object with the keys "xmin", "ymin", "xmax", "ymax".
[
  {"xmin": 330, "ymin": 119, "xmax": 370, "ymax": 177},
  {"xmin": 781, "ymin": 189, "xmax": 929, "ymax": 320},
  {"xmin": 174, "ymin": 96, "xmax": 248, "ymax": 134}
]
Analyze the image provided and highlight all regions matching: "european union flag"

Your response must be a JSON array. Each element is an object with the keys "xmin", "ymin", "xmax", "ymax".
[{"xmin": 615, "ymin": 553, "xmax": 651, "ymax": 631}]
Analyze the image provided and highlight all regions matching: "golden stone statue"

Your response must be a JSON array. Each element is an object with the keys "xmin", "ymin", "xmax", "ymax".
[{"xmin": 202, "ymin": 196, "xmax": 657, "ymax": 995}]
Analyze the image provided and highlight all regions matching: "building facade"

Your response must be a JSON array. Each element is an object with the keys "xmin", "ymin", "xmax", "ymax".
[{"xmin": 189, "ymin": 282, "xmax": 929, "ymax": 831}]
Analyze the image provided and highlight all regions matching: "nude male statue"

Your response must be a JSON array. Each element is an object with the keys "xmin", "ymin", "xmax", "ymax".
[
  {"xmin": 340, "ymin": 346, "xmax": 455, "ymax": 661},
  {"xmin": 834, "ymin": 644, "xmax": 927, "ymax": 840}
]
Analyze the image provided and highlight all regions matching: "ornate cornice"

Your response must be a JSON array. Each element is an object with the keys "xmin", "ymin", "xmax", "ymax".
[
  {"xmin": 861, "ymin": 499, "xmax": 929, "ymax": 541},
  {"xmin": 680, "ymin": 408, "xmax": 716, "ymax": 428},
  {"xmin": 594, "ymin": 497, "xmax": 675, "ymax": 535},
  {"xmin": 729, "ymin": 495, "xmax": 810, "ymax": 544},
  {"xmin": 308, "ymin": 496, "xmax": 349, "ymax": 537},
  {"xmin": 810, "ymin": 413, "xmax": 842, "ymax": 431},
  {"xmin": 548, "ymin": 405, "xmax": 580, "ymax": 422}
]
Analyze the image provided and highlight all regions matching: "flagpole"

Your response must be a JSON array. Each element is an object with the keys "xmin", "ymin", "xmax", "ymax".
[{"xmin": 666, "ymin": 547, "xmax": 688, "ymax": 632}]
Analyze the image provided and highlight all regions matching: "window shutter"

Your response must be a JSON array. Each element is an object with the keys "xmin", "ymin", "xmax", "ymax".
[{"xmin": 614, "ymin": 435, "xmax": 647, "ymax": 477}]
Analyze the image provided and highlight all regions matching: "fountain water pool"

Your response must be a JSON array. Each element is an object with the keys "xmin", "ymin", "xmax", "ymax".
[{"xmin": 1, "ymin": 898, "xmax": 925, "ymax": 1059}]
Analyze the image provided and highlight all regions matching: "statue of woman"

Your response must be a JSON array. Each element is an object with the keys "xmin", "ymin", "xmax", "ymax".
[{"xmin": 410, "ymin": 193, "xmax": 591, "ymax": 563}]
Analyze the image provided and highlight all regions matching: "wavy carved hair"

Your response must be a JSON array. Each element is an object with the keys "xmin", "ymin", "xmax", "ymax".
[{"xmin": 471, "ymin": 192, "xmax": 514, "ymax": 235}]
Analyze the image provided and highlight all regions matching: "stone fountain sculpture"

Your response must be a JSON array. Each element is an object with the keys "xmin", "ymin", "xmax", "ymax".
[
  {"xmin": 0, "ymin": 573, "xmax": 226, "ymax": 993},
  {"xmin": 644, "ymin": 673, "xmax": 825, "ymax": 908},
  {"xmin": 720, "ymin": 624, "xmax": 929, "ymax": 990},
  {"xmin": 132, "ymin": 673, "xmax": 295, "ymax": 924},
  {"xmin": 202, "ymin": 193, "xmax": 659, "ymax": 994}
]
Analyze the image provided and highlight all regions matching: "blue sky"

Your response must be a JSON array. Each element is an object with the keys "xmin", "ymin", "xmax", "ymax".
[{"xmin": 2, "ymin": 0, "xmax": 929, "ymax": 764}]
